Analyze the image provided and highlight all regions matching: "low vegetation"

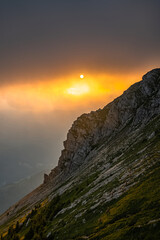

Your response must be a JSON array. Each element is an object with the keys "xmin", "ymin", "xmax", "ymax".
[
  {"xmin": 2, "ymin": 161, "xmax": 160, "ymax": 240},
  {"xmin": 1, "ymin": 104, "xmax": 160, "ymax": 239}
]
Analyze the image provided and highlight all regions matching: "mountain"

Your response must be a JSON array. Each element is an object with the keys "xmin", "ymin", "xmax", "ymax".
[
  {"xmin": 0, "ymin": 170, "xmax": 49, "ymax": 215},
  {"xmin": 0, "ymin": 69, "xmax": 160, "ymax": 239}
]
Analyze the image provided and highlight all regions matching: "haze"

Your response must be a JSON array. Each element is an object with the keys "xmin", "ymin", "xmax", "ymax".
[{"xmin": 0, "ymin": 0, "xmax": 160, "ymax": 189}]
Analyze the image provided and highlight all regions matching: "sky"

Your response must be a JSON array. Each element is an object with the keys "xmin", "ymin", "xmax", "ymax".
[{"xmin": 0, "ymin": 0, "xmax": 160, "ymax": 186}]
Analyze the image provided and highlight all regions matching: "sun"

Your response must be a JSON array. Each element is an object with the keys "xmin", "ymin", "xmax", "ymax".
[
  {"xmin": 80, "ymin": 74, "xmax": 84, "ymax": 79},
  {"xmin": 67, "ymin": 83, "xmax": 90, "ymax": 96}
]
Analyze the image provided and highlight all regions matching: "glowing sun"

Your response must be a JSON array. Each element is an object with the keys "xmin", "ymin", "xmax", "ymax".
[{"xmin": 80, "ymin": 74, "xmax": 84, "ymax": 79}]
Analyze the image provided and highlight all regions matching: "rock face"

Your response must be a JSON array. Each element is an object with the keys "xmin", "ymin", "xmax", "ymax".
[
  {"xmin": 46, "ymin": 68, "xmax": 160, "ymax": 181},
  {"xmin": 1, "ymin": 68, "xmax": 160, "ymax": 231}
]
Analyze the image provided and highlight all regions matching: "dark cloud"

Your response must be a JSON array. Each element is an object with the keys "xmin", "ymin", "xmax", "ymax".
[{"xmin": 0, "ymin": 0, "xmax": 160, "ymax": 83}]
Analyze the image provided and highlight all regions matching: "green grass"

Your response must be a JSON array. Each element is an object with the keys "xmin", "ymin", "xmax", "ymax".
[
  {"xmin": 2, "ymin": 115, "xmax": 160, "ymax": 240},
  {"xmin": 88, "ymin": 166, "xmax": 160, "ymax": 240},
  {"xmin": 3, "ymin": 160, "xmax": 160, "ymax": 239},
  {"xmin": 18, "ymin": 165, "xmax": 160, "ymax": 240}
]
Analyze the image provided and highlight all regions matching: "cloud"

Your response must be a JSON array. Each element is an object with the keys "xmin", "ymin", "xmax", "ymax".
[
  {"xmin": 0, "ymin": 0, "xmax": 160, "ymax": 188},
  {"xmin": 0, "ymin": 0, "xmax": 160, "ymax": 84}
]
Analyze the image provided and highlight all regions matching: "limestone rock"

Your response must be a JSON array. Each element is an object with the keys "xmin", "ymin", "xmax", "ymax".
[{"xmin": 47, "ymin": 68, "xmax": 160, "ymax": 181}]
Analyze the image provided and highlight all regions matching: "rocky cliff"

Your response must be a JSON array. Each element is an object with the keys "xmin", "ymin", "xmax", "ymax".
[
  {"xmin": 1, "ymin": 69, "xmax": 160, "ymax": 239},
  {"xmin": 46, "ymin": 68, "xmax": 160, "ymax": 181}
]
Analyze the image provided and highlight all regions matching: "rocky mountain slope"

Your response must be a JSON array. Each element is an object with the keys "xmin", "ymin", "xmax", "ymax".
[{"xmin": 0, "ymin": 68, "xmax": 160, "ymax": 239}]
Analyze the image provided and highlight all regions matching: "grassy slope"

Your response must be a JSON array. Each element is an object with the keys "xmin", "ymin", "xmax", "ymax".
[
  {"xmin": 3, "ymin": 164, "xmax": 160, "ymax": 240},
  {"xmin": 89, "ymin": 166, "xmax": 160, "ymax": 240},
  {"xmin": 1, "ymin": 116, "xmax": 160, "ymax": 239}
]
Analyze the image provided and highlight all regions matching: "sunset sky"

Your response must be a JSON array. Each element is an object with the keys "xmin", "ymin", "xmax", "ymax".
[{"xmin": 0, "ymin": 0, "xmax": 160, "ymax": 185}]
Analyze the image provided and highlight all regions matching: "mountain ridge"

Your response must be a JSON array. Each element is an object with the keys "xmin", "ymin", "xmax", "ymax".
[
  {"xmin": 46, "ymin": 68, "xmax": 160, "ymax": 181},
  {"xmin": 0, "ymin": 69, "xmax": 160, "ymax": 239}
]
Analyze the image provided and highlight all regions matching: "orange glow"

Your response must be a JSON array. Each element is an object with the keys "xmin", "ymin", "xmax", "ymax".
[
  {"xmin": 66, "ymin": 83, "xmax": 90, "ymax": 95},
  {"xmin": 0, "ymin": 73, "xmax": 141, "ymax": 112}
]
